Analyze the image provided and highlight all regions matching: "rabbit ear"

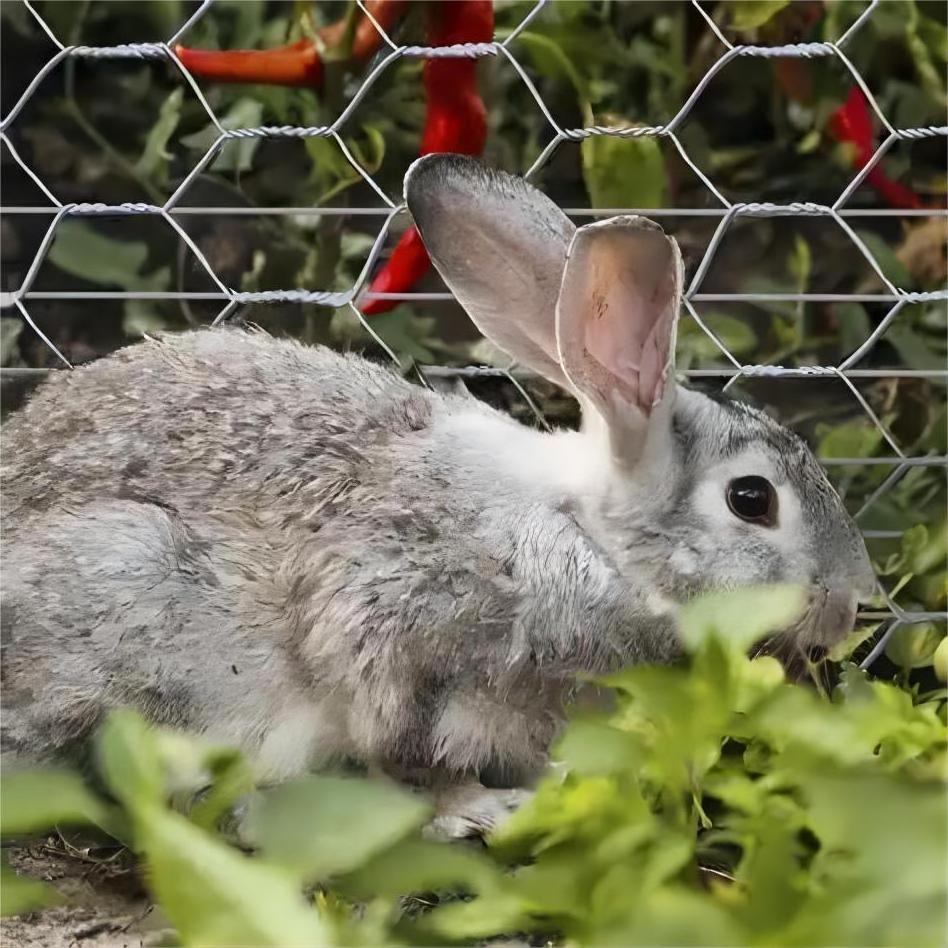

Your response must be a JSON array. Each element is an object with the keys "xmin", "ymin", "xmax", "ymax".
[
  {"xmin": 556, "ymin": 216, "xmax": 683, "ymax": 466},
  {"xmin": 405, "ymin": 154, "xmax": 574, "ymax": 388}
]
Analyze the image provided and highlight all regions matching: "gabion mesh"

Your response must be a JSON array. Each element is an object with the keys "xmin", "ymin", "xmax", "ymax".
[{"xmin": 1, "ymin": 0, "xmax": 945, "ymax": 668}]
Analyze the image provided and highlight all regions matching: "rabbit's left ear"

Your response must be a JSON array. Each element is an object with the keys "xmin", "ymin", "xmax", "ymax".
[{"xmin": 556, "ymin": 217, "xmax": 683, "ymax": 467}]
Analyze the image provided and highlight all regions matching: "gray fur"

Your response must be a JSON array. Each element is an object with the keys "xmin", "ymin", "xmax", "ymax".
[
  {"xmin": 1, "ymin": 331, "xmax": 664, "ymax": 778},
  {"xmin": 1, "ymin": 158, "xmax": 874, "ymax": 832}
]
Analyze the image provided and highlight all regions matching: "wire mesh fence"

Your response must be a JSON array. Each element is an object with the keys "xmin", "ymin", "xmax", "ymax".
[{"xmin": 1, "ymin": 0, "xmax": 945, "ymax": 667}]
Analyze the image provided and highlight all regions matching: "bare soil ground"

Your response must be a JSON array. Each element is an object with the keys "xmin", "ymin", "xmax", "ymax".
[{"xmin": 1, "ymin": 837, "xmax": 165, "ymax": 948}]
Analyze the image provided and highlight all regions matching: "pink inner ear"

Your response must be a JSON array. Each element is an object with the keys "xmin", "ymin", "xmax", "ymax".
[{"xmin": 583, "ymin": 242, "xmax": 676, "ymax": 414}]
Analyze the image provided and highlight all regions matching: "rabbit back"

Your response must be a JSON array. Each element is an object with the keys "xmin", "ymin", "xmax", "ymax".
[
  {"xmin": 1, "ymin": 328, "xmax": 428, "ymax": 515},
  {"xmin": 1, "ymin": 330, "xmax": 436, "ymax": 773},
  {"xmin": 2, "ymin": 330, "xmax": 668, "ymax": 782}
]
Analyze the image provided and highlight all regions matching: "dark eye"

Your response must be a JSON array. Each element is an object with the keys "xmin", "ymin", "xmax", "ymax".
[{"xmin": 726, "ymin": 476, "xmax": 778, "ymax": 527}]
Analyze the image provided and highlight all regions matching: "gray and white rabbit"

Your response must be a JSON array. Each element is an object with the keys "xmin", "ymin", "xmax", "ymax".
[{"xmin": 1, "ymin": 155, "xmax": 874, "ymax": 835}]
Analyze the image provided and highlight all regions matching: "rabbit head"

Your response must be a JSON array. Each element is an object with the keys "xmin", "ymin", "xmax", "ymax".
[{"xmin": 405, "ymin": 154, "xmax": 875, "ymax": 658}]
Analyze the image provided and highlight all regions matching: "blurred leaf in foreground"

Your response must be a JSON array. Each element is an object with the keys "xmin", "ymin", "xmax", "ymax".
[
  {"xmin": 138, "ymin": 804, "xmax": 330, "ymax": 948},
  {"xmin": 243, "ymin": 774, "xmax": 431, "ymax": 880},
  {"xmin": 0, "ymin": 769, "xmax": 110, "ymax": 837},
  {"xmin": 0, "ymin": 857, "xmax": 61, "ymax": 918}
]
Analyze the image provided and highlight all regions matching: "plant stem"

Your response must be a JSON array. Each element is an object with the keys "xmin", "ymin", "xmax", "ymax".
[{"xmin": 63, "ymin": 101, "xmax": 164, "ymax": 205}]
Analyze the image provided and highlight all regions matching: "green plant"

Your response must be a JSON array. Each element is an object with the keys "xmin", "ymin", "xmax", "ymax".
[{"xmin": 3, "ymin": 586, "xmax": 945, "ymax": 946}]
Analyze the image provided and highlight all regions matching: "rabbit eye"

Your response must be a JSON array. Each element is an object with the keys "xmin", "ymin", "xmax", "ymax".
[{"xmin": 726, "ymin": 476, "xmax": 777, "ymax": 527}]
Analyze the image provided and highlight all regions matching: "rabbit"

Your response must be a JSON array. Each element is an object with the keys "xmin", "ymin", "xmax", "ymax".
[{"xmin": 0, "ymin": 154, "xmax": 875, "ymax": 837}]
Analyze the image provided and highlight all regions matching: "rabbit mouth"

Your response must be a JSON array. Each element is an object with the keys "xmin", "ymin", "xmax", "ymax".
[{"xmin": 749, "ymin": 586, "xmax": 858, "ymax": 681}]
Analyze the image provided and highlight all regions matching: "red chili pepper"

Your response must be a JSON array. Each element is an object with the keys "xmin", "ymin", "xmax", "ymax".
[
  {"xmin": 174, "ymin": 1, "xmax": 409, "ymax": 90},
  {"xmin": 829, "ymin": 88, "xmax": 924, "ymax": 210},
  {"xmin": 175, "ymin": 37, "xmax": 323, "ymax": 88},
  {"xmin": 360, "ymin": 226, "xmax": 431, "ymax": 311},
  {"xmin": 361, "ymin": 0, "xmax": 493, "ymax": 315},
  {"xmin": 321, "ymin": 0, "xmax": 409, "ymax": 65},
  {"xmin": 175, "ymin": 1, "xmax": 492, "ymax": 317}
]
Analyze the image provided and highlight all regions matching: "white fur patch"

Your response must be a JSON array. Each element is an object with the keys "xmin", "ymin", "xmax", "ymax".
[
  {"xmin": 669, "ymin": 547, "xmax": 698, "ymax": 576},
  {"xmin": 431, "ymin": 693, "xmax": 536, "ymax": 774},
  {"xmin": 445, "ymin": 408, "xmax": 613, "ymax": 499},
  {"xmin": 255, "ymin": 699, "xmax": 347, "ymax": 781}
]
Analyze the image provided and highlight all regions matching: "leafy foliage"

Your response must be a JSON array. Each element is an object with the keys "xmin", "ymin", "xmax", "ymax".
[{"xmin": 2, "ymin": 587, "xmax": 945, "ymax": 946}]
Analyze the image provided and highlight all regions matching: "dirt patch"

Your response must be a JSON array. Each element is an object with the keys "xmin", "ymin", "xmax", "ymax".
[{"xmin": 1, "ymin": 836, "xmax": 166, "ymax": 948}]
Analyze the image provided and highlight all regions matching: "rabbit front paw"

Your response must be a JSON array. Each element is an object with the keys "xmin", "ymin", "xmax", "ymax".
[{"xmin": 423, "ymin": 783, "xmax": 532, "ymax": 841}]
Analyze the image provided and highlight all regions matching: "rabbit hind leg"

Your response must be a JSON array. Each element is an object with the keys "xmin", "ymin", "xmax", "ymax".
[
  {"xmin": 1, "ymin": 499, "xmax": 225, "ymax": 762},
  {"xmin": 423, "ymin": 782, "xmax": 533, "ymax": 840}
]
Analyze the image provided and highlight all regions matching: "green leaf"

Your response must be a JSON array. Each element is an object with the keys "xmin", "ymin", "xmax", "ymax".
[
  {"xmin": 48, "ymin": 221, "xmax": 170, "ymax": 293},
  {"xmin": 877, "ymin": 522, "xmax": 945, "ymax": 581},
  {"xmin": 306, "ymin": 137, "xmax": 360, "ymax": 203},
  {"xmin": 0, "ymin": 317, "xmax": 23, "ymax": 367},
  {"xmin": 555, "ymin": 719, "xmax": 643, "ymax": 776},
  {"xmin": 735, "ymin": 814, "xmax": 807, "ymax": 933},
  {"xmin": 137, "ymin": 803, "xmax": 330, "ymax": 947},
  {"xmin": 885, "ymin": 622, "xmax": 942, "ymax": 669},
  {"xmin": 347, "ymin": 124, "xmax": 385, "ymax": 176},
  {"xmin": 135, "ymin": 88, "xmax": 183, "ymax": 184},
  {"xmin": 142, "ymin": 0, "xmax": 184, "ymax": 37},
  {"xmin": 0, "ymin": 2, "xmax": 35, "ymax": 35},
  {"xmin": 582, "ymin": 131, "xmax": 666, "ymax": 209},
  {"xmin": 516, "ymin": 31, "xmax": 588, "ymax": 99},
  {"xmin": 490, "ymin": 774, "xmax": 649, "ymax": 860},
  {"xmin": 95, "ymin": 710, "xmax": 165, "ymax": 812},
  {"xmin": 787, "ymin": 234, "xmax": 811, "ymax": 294},
  {"xmin": 602, "ymin": 885, "xmax": 746, "ymax": 946},
  {"xmin": 854, "ymin": 229, "xmax": 914, "ymax": 288},
  {"xmin": 677, "ymin": 584, "xmax": 808, "ymax": 655},
  {"xmin": 902, "ymin": 0, "xmax": 948, "ymax": 108},
  {"xmin": 364, "ymin": 309, "xmax": 441, "ymax": 363},
  {"xmin": 185, "ymin": 747, "xmax": 255, "ymax": 832},
  {"xmin": 832, "ymin": 302, "xmax": 872, "ymax": 357},
  {"xmin": 342, "ymin": 837, "xmax": 500, "ymax": 900},
  {"xmin": 828, "ymin": 622, "xmax": 882, "ymax": 663},
  {"xmin": 727, "ymin": 0, "xmax": 791, "ymax": 30},
  {"xmin": 793, "ymin": 771, "xmax": 948, "ymax": 944},
  {"xmin": 0, "ymin": 769, "xmax": 109, "ymax": 837},
  {"xmin": 306, "ymin": 125, "xmax": 385, "ymax": 204},
  {"xmin": 415, "ymin": 890, "xmax": 530, "ymax": 942},
  {"xmin": 242, "ymin": 775, "xmax": 430, "ymax": 880},
  {"xmin": 150, "ymin": 730, "xmax": 255, "ymax": 829},
  {"xmin": 214, "ymin": 0, "xmax": 267, "ymax": 49},
  {"xmin": 934, "ymin": 636, "xmax": 948, "ymax": 681},
  {"xmin": 885, "ymin": 322, "xmax": 948, "ymax": 375},
  {"xmin": 816, "ymin": 418, "xmax": 884, "ymax": 460},
  {"xmin": 181, "ymin": 98, "xmax": 264, "ymax": 173},
  {"xmin": 917, "ymin": 11, "xmax": 948, "ymax": 65},
  {"xmin": 907, "ymin": 518, "xmax": 946, "ymax": 575},
  {"xmin": 678, "ymin": 312, "xmax": 756, "ymax": 364},
  {"xmin": 0, "ymin": 860, "xmax": 61, "ymax": 917}
]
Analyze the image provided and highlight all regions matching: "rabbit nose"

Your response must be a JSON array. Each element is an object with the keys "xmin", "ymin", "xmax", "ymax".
[
  {"xmin": 833, "ymin": 523, "xmax": 876, "ymax": 602},
  {"xmin": 820, "ymin": 587, "xmax": 859, "ymax": 642},
  {"xmin": 851, "ymin": 545, "xmax": 877, "ymax": 603}
]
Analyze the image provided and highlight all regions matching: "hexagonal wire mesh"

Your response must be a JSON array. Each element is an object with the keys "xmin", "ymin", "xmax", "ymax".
[{"xmin": 0, "ymin": 0, "xmax": 945, "ymax": 669}]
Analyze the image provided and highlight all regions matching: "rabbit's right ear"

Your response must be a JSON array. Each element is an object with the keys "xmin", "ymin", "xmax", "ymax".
[
  {"xmin": 555, "ymin": 216, "xmax": 683, "ymax": 468},
  {"xmin": 405, "ymin": 154, "xmax": 574, "ymax": 388}
]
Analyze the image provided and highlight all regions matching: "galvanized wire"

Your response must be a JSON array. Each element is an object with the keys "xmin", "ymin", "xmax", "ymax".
[{"xmin": 1, "ymin": 0, "xmax": 945, "ymax": 660}]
